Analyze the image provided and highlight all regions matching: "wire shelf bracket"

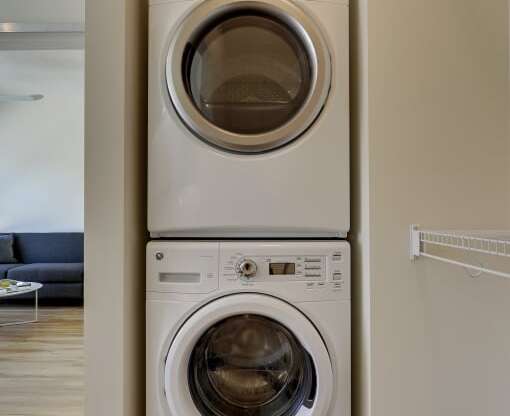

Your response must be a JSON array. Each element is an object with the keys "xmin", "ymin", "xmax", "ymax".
[{"xmin": 410, "ymin": 224, "xmax": 510, "ymax": 279}]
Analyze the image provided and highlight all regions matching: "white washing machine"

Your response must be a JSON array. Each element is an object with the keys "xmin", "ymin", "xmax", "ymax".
[
  {"xmin": 147, "ymin": 240, "xmax": 350, "ymax": 416},
  {"xmin": 148, "ymin": 0, "xmax": 350, "ymax": 238}
]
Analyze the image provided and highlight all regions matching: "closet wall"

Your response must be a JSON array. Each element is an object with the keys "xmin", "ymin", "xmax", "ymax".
[
  {"xmin": 84, "ymin": 0, "xmax": 147, "ymax": 415},
  {"xmin": 352, "ymin": 1, "xmax": 510, "ymax": 415}
]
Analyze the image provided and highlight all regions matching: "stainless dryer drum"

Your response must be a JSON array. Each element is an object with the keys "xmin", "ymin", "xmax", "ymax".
[{"xmin": 166, "ymin": 0, "xmax": 332, "ymax": 153}]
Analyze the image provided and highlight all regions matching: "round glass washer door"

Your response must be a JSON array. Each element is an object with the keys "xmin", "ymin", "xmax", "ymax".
[
  {"xmin": 189, "ymin": 315, "xmax": 315, "ymax": 416},
  {"xmin": 163, "ymin": 294, "xmax": 334, "ymax": 416},
  {"xmin": 166, "ymin": 0, "xmax": 332, "ymax": 153}
]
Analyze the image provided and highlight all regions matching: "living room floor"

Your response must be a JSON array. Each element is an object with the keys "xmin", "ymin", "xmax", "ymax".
[{"xmin": 0, "ymin": 307, "xmax": 84, "ymax": 416}]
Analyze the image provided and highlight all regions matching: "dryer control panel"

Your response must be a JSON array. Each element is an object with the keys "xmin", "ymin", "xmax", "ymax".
[{"xmin": 147, "ymin": 241, "xmax": 350, "ymax": 301}]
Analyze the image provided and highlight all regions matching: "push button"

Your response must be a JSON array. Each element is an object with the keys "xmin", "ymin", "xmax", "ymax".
[
  {"xmin": 305, "ymin": 258, "xmax": 321, "ymax": 263},
  {"xmin": 333, "ymin": 272, "xmax": 343, "ymax": 281},
  {"xmin": 305, "ymin": 265, "xmax": 321, "ymax": 270},
  {"xmin": 332, "ymin": 252, "xmax": 343, "ymax": 262}
]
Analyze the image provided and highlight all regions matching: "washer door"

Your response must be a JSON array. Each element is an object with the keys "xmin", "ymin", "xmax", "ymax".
[
  {"xmin": 164, "ymin": 294, "xmax": 334, "ymax": 416},
  {"xmin": 166, "ymin": 0, "xmax": 331, "ymax": 153}
]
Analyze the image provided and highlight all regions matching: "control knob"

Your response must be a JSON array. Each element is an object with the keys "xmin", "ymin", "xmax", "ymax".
[{"xmin": 236, "ymin": 259, "xmax": 258, "ymax": 279}]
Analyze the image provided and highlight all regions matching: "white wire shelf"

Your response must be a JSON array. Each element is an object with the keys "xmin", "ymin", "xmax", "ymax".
[
  {"xmin": 410, "ymin": 225, "xmax": 510, "ymax": 279},
  {"xmin": 0, "ymin": 94, "xmax": 44, "ymax": 102},
  {"xmin": 0, "ymin": 23, "xmax": 84, "ymax": 34},
  {"xmin": 0, "ymin": 22, "xmax": 84, "ymax": 50}
]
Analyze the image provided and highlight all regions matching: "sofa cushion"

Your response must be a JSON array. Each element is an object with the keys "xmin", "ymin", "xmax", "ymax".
[
  {"xmin": 7, "ymin": 263, "xmax": 84, "ymax": 284},
  {"xmin": 0, "ymin": 234, "xmax": 17, "ymax": 263},
  {"xmin": 13, "ymin": 233, "xmax": 84, "ymax": 263},
  {"xmin": 0, "ymin": 263, "xmax": 24, "ymax": 279}
]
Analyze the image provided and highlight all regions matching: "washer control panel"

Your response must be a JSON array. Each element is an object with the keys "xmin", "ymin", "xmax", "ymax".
[
  {"xmin": 220, "ymin": 241, "xmax": 350, "ymax": 299},
  {"xmin": 230, "ymin": 255, "xmax": 328, "ymax": 282},
  {"xmin": 147, "ymin": 241, "xmax": 350, "ymax": 300}
]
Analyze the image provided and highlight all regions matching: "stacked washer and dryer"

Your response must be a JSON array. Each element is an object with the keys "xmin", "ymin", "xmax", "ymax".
[{"xmin": 147, "ymin": 0, "xmax": 351, "ymax": 415}]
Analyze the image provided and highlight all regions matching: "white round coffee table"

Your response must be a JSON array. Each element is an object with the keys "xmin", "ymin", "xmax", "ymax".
[{"xmin": 0, "ymin": 282, "xmax": 43, "ymax": 326}]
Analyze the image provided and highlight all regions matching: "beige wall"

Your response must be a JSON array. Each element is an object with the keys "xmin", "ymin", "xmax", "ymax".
[
  {"xmin": 350, "ymin": 1, "xmax": 372, "ymax": 416},
  {"xmin": 353, "ymin": 0, "xmax": 510, "ymax": 415},
  {"xmin": 84, "ymin": 0, "xmax": 147, "ymax": 415}
]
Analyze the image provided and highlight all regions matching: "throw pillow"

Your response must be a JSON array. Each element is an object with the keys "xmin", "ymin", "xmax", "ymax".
[{"xmin": 0, "ymin": 234, "xmax": 17, "ymax": 264}]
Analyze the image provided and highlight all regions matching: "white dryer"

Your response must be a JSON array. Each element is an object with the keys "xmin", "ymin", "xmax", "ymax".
[
  {"xmin": 147, "ymin": 240, "xmax": 351, "ymax": 416},
  {"xmin": 148, "ymin": 0, "xmax": 350, "ymax": 238}
]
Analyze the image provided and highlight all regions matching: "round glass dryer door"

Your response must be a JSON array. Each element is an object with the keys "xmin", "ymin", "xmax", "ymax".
[
  {"xmin": 188, "ymin": 315, "xmax": 316, "ymax": 416},
  {"xmin": 166, "ymin": 0, "xmax": 332, "ymax": 153}
]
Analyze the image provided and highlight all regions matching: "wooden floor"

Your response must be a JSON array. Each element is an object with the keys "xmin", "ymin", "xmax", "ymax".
[{"xmin": 0, "ymin": 307, "xmax": 84, "ymax": 416}]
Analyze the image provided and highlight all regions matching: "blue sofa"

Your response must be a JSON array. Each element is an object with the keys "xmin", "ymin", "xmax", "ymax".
[{"xmin": 0, "ymin": 233, "xmax": 84, "ymax": 304}]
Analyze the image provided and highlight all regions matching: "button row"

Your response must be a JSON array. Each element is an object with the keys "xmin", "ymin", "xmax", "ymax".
[{"xmin": 306, "ymin": 282, "xmax": 344, "ymax": 291}]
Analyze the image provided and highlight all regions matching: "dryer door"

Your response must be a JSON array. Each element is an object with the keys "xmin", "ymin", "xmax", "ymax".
[
  {"xmin": 163, "ymin": 294, "xmax": 334, "ymax": 416},
  {"xmin": 166, "ymin": 0, "xmax": 331, "ymax": 153}
]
